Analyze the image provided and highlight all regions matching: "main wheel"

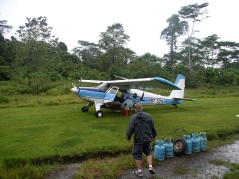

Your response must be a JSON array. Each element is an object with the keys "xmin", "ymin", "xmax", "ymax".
[
  {"xmin": 95, "ymin": 110, "xmax": 103, "ymax": 117},
  {"xmin": 82, "ymin": 106, "xmax": 89, "ymax": 112},
  {"xmin": 173, "ymin": 138, "xmax": 187, "ymax": 156}
]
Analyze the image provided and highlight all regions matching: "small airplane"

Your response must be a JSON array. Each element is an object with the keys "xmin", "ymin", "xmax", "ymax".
[{"xmin": 71, "ymin": 74, "xmax": 196, "ymax": 117}]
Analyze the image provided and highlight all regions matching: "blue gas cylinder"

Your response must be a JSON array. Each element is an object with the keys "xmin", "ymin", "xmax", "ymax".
[
  {"xmin": 154, "ymin": 140, "xmax": 165, "ymax": 161},
  {"xmin": 183, "ymin": 134, "xmax": 192, "ymax": 154},
  {"xmin": 164, "ymin": 138, "xmax": 174, "ymax": 158},
  {"xmin": 191, "ymin": 133, "xmax": 200, "ymax": 152},
  {"xmin": 199, "ymin": 132, "xmax": 207, "ymax": 151}
]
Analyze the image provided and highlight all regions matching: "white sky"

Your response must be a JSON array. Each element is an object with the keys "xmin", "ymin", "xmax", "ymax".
[{"xmin": 0, "ymin": 0, "xmax": 238, "ymax": 57}]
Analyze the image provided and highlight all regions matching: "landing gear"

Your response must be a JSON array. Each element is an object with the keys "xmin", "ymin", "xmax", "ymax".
[
  {"xmin": 82, "ymin": 102, "xmax": 93, "ymax": 112},
  {"xmin": 95, "ymin": 110, "xmax": 104, "ymax": 118},
  {"xmin": 82, "ymin": 106, "xmax": 89, "ymax": 112},
  {"xmin": 173, "ymin": 104, "xmax": 178, "ymax": 108}
]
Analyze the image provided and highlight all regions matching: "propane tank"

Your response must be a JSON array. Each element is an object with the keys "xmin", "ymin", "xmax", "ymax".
[
  {"xmin": 191, "ymin": 133, "xmax": 200, "ymax": 152},
  {"xmin": 154, "ymin": 140, "xmax": 165, "ymax": 161},
  {"xmin": 183, "ymin": 134, "xmax": 192, "ymax": 154},
  {"xmin": 164, "ymin": 138, "xmax": 174, "ymax": 158},
  {"xmin": 199, "ymin": 132, "xmax": 207, "ymax": 151}
]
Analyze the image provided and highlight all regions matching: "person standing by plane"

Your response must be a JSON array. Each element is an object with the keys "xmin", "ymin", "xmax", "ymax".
[
  {"xmin": 121, "ymin": 98, "xmax": 133, "ymax": 115},
  {"xmin": 121, "ymin": 89, "xmax": 133, "ymax": 115},
  {"xmin": 126, "ymin": 103, "xmax": 157, "ymax": 177},
  {"xmin": 122, "ymin": 89, "xmax": 131, "ymax": 101}
]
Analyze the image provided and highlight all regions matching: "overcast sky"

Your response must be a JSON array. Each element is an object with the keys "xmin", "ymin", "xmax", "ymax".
[{"xmin": 0, "ymin": 0, "xmax": 238, "ymax": 57}]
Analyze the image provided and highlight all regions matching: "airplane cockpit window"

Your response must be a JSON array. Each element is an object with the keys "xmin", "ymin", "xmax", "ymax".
[{"xmin": 107, "ymin": 86, "xmax": 119, "ymax": 94}]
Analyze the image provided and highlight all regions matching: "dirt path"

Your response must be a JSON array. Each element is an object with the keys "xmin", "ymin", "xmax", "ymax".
[
  {"xmin": 45, "ymin": 139, "xmax": 239, "ymax": 179},
  {"xmin": 120, "ymin": 140, "xmax": 239, "ymax": 179}
]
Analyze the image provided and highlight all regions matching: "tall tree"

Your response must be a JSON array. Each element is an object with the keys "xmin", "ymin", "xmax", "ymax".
[
  {"xmin": 0, "ymin": 20, "xmax": 13, "ymax": 38},
  {"xmin": 161, "ymin": 14, "xmax": 188, "ymax": 72},
  {"xmin": 199, "ymin": 34, "xmax": 220, "ymax": 68},
  {"xmin": 178, "ymin": 3, "xmax": 209, "ymax": 70},
  {"xmin": 216, "ymin": 41, "xmax": 239, "ymax": 69},
  {"xmin": 14, "ymin": 16, "xmax": 59, "ymax": 93},
  {"xmin": 99, "ymin": 23, "xmax": 130, "ymax": 65},
  {"xmin": 179, "ymin": 37, "xmax": 205, "ymax": 69},
  {"xmin": 0, "ymin": 20, "xmax": 13, "ymax": 80},
  {"xmin": 73, "ymin": 40, "xmax": 101, "ymax": 70}
]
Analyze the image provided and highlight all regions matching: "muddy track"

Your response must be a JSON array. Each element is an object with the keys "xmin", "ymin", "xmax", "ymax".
[
  {"xmin": 120, "ymin": 140, "xmax": 239, "ymax": 179},
  {"xmin": 45, "ymin": 139, "xmax": 239, "ymax": 179}
]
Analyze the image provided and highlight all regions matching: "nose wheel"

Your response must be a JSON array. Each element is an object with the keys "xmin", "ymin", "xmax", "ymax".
[
  {"xmin": 82, "ymin": 106, "xmax": 89, "ymax": 112},
  {"xmin": 173, "ymin": 104, "xmax": 178, "ymax": 108}
]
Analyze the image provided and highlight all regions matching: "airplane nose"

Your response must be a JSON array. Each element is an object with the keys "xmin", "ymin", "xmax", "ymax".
[{"xmin": 71, "ymin": 87, "xmax": 79, "ymax": 93}]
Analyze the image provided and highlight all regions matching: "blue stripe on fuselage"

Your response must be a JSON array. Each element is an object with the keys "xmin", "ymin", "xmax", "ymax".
[{"xmin": 77, "ymin": 87, "xmax": 115, "ymax": 100}]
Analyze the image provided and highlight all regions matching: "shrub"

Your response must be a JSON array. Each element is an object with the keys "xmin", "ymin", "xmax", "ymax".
[{"xmin": 0, "ymin": 95, "xmax": 8, "ymax": 103}]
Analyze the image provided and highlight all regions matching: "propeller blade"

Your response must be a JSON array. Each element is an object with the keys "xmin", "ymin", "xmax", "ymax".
[{"xmin": 72, "ymin": 83, "xmax": 76, "ymax": 87}]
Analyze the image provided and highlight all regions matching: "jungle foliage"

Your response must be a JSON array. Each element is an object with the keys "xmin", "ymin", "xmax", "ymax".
[{"xmin": 0, "ymin": 3, "xmax": 239, "ymax": 95}]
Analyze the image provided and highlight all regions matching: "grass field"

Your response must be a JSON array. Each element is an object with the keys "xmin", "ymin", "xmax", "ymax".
[{"xmin": 1, "ymin": 91, "xmax": 239, "ymax": 178}]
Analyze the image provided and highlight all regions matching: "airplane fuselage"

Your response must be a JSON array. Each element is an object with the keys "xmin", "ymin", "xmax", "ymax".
[{"xmin": 75, "ymin": 87, "xmax": 183, "ymax": 109}]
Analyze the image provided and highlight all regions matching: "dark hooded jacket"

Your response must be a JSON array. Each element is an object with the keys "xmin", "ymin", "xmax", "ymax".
[{"xmin": 126, "ymin": 111, "xmax": 157, "ymax": 144}]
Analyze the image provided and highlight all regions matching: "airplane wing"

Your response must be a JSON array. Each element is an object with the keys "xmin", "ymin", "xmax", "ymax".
[{"xmin": 81, "ymin": 77, "xmax": 181, "ymax": 90}]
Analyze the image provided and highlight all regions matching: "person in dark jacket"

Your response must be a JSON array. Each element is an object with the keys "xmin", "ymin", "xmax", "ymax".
[{"xmin": 126, "ymin": 103, "xmax": 157, "ymax": 177}]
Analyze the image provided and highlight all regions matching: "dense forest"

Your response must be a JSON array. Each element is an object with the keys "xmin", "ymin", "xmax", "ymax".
[{"xmin": 1, "ymin": 2, "xmax": 239, "ymax": 95}]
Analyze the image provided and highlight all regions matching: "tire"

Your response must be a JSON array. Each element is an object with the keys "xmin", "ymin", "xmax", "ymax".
[
  {"xmin": 82, "ymin": 106, "xmax": 89, "ymax": 112},
  {"xmin": 173, "ymin": 138, "xmax": 187, "ymax": 156},
  {"xmin": 95, "ymin": 110, "xmax": 103, "ymax": 118}
]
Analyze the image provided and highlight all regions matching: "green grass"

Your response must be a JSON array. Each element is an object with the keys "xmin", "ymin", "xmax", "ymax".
[{"xmin": 1, "ymin": 92, "xmax": 239, "ymax": 178}]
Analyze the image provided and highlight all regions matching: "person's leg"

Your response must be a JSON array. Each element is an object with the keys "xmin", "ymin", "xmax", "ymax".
[
  {"xmin": 146, "ymin": 155, "xmax": 152, "ymax": 165},
  {"xmin": 128, "ymin": 107, "xmax": 131, "ymax": 116},
  {"xmin": 143, "ymin": 142, "xmax": 156, "ymax": 174},
  {"xmin": 132, "ymin": 144, "xmax": 144, "ymax": 176},
  {"xmin": 136, "ymin": 159, "xmax": 143, "ymax": 170}
]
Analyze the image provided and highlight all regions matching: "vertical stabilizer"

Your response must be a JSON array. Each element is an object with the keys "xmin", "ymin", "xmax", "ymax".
[{"xmin": 169, "ymin": 74, "xmax": 185, "ymax": 98}]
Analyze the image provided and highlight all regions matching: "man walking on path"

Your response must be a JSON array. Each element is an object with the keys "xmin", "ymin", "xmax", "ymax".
[{"xmin": 126, "ymin": 103, "xmax": 157, "ymax": 177}]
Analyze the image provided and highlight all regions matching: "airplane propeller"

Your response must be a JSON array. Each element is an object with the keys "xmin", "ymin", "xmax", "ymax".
[
  {"xmin": 71, "ymin": 78, "xmax": 82, "ymax": 109},
  {"xmin": 72, "ymin": 77, "xmax": 82, "ymax": 90}
]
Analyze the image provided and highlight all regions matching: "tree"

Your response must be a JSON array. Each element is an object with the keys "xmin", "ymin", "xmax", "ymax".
[
  {"xmin": 57, "ymin": 42, "xmax": 68, "ymax": 52},
  {"xmin": 16, "ymin": 16, "xmax": 56, "ymax": 43},
  {"xmin": 0, "ymin": 20, "xmax": 13, "ymax": 38},
  {"xmin": 0, "ymin": 20, "xmax": 13, "ymax": 80},
  {"xmin": 200, "ymin": 34, "xmax": 220, "ymax": 68},
  {"xmin": 161, "ymin": 14, "xmax": 188, "ymax": 72},
  {"xmin": 14, "ymin": 16, "xmax": 59, "ymax": 93},
  {"xmin": 216, "ymin": 41, "xmax": 239, "ymax": 69},
  {"xmin": 73, "ymin": 40, "xmax": 101, "ymax": 70},
  {"xmin": 179, "ymin": 37, "xmax": 205, "ymax": 69},
  {"xmin": 178, "ymin": 3, "xmax": 209, "ymax": 70},
  {"xmin": 99, "ymin": 23, "xmax": 130, "ymax": 65}
]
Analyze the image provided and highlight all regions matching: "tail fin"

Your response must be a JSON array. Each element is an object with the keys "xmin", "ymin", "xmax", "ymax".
[
  {"xmin": 169, "ymin": 74, "xmax": 197, "ymax": 102},
  {"xmin": 169, "ymin": 74, "xmax": 185, "ymax": 98}
]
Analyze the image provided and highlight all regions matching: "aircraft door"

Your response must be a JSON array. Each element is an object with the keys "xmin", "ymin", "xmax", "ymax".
[{"xmin": 104, "ymin": 86, "xmax": 119, "ymax": 103}]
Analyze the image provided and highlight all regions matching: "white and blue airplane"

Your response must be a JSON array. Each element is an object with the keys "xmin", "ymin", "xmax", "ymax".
[{"xmin": 71, "ymin": 74, "xmax": 196, "ymax": 117}]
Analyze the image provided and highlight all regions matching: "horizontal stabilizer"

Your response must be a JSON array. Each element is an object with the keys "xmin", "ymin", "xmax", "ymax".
[{"xmin": 173, "ymin": 98, "xmax": 197, "ymax": 102}]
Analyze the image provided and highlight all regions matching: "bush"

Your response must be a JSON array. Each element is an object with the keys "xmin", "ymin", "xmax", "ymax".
[{"xmin": 0, "ymin": 95, "xmax": 8, "ymax": 103}]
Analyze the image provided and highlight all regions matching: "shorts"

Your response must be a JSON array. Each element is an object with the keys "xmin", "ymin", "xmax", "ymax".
[{"xmin": 132, "ymin": 142, "xmax": 152, "ymax": 160}]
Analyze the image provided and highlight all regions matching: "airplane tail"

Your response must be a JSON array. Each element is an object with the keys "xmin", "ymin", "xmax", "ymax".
[
  {"xmin": 169, "ymin": 74, "xmax": 197, "ymax": 102},
  {"xmin": 169, "ymin": 74, "xmax": 185, "ymax": 99}
]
